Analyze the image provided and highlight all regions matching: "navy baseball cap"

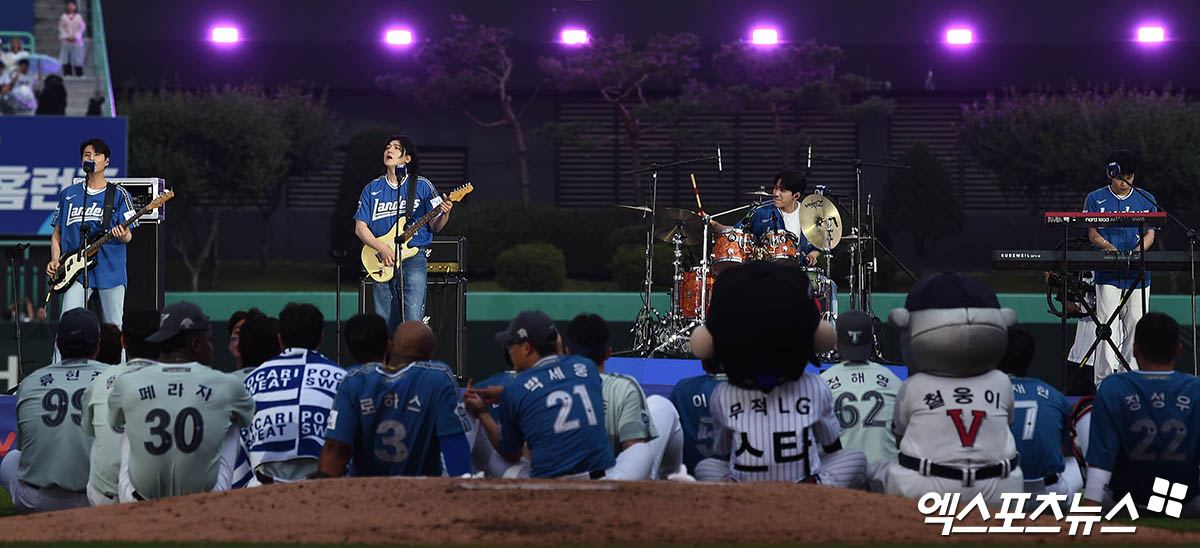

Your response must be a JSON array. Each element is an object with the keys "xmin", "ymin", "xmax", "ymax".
[
  {"xmin": 836, "ymin": 310, "xmax": 874, "ymax": 362},
  {"xmin": 904, "ymin": 272, "xmax": 1000, "ymax": 311},
  {"xmin": 495, "ymin": 310, "xmax": 559, "ymax": 346},
  {"xmin": 145, "ymin": 301, "xmax": 211, "ymax": 343},
  {"xmin": 58, "ymin": 308, "xmax": 100, "ymax": 346}
]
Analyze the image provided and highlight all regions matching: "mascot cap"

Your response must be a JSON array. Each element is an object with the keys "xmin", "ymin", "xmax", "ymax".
[{"xmin": 904, "ymin": 272, "xmax": 1000, "ymax": 312}]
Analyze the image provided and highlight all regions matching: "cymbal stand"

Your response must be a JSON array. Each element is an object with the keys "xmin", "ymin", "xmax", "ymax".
[{"xmin": 652, "ymin": 230, "xmax": 696, "ymax": 357}]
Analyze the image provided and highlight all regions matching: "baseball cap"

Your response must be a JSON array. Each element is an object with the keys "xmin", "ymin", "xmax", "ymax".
[
  {"xmin": 904, "ymin": 272, "xmax": 1000, "ymax": 312},
  {"xmin": 836, "ymin": 310, "xmax": 874, "ymax": 362},
  {"xmin": 495, "ymin": 310, "xmax": 559, "ymax": 346},
  {"xmin": 145, "ymin": 301, "xmax": 212, "ymax": 343},
  {"xmin": 58, "ymin": 308, "xmax": 100, "ymax": 346}
]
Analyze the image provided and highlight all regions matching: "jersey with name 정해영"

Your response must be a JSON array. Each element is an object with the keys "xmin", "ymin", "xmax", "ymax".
[
  {"xmin": 50, "ymin": 183, "xmax": 137, "ymax": 289},
  {"xmin": 241, "ymin": 349, "xmax": 344, "ymax": 472},
  {"xmin": 1087, "ymin": 371, "xmax": 1200, "ymax": 505},
  {"xmin": 600, "ymin": 372, "xmax": 658, "ymax": 456},
  {"xmin": 80, "ymin": 358, "xmax": 157, "ymax": 497},
  {"xmin": 354, "ymin": 174, "xmax": 440, "ymax": 249},
  {"xmin": 893, "ymin": 370, "xmax": 1017, "ymax": 466},
  {"xmin": 1009, "ymin": 376, "xmax": 1071, "ymax": 480},
  {"xmin": 15, "ymin": 358, "xmax": 107, "ymax": 491},
  {"xmin": 821, "ymin": 361, "xmax": 902, "ymax": 465},
  {"xmin": 495, "ymin": 355, "xmax": 614, "ymax": 478},
  {"xmin": 108, "ymin": 363, "xmax": 254, "ymax": 499},
  {"xmin": 326, "ymin": 362, "xmax": 468, "ymax": 476},
  {"xmin": 1084, "ymin": 186, "xmax": 1157, "ymax": 289},
  {"xmin": 669, "ymin": 374, "xmax": 725, "ymax": 473},
  {"xmin": 711, "ymin": 373, "xmax": 840, "ymax": 482}
]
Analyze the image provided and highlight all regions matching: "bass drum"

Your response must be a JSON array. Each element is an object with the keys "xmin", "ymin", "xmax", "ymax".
[
  {"xmin": 712, "ymin": 228, "xmax": 752, "ymax": 274},
  {"xmin": 679, "ymin": 268, "xmax": 715, "ymax": 319}
]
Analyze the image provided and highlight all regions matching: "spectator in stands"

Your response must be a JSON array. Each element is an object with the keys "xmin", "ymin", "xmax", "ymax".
[
  {"xmin": 344, "ymin": 313, "xmax": 390, "ymax": 372},
  {"xmin": 96, "ymin": 323, "xmax": 122, "ymax": 365},
  {"xmin": 35, "ymin": 74, "xmax": 67, "ymax": 115},
  {"xmin": 59, "ymin": 2, "xmax": 86, "ymax": 77},
  {"xmin": 227, "ymin": 308, "xmax": 265, "ymax": 370},
  {"xmin": 2, "ymin": 59, "xmax": 39, "ymax": 114},
  {"xmin": 236, "ymin": 314, "xmax": 280, "ymax": 374},
  {"xmin": 1, "ymin": 38, "xmax": 30, "ymax": 76}
]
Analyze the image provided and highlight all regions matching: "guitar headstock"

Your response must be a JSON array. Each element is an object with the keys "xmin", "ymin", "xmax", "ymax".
[
  {"xmin": 448, "ymin": 183, "xmax": 474, "ymax": 202},
  {"xmin": 146, "ymin": 190, "xmax": 175, "ymax": 210}
]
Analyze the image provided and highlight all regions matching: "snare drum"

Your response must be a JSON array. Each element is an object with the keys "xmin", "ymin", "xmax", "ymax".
[
  {"xmin": 760, "ymin": 230, "xmax": 800, "ymax": 263},
  {"xmin": 712, "ymin": 228, "xmax": 752, "ymax": 273},
  {"xmin": 679, "ymin": 268, "xmax": 715, "ymax": 318}
]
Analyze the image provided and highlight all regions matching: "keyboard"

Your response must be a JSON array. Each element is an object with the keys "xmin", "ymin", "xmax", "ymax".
[
  {"xmin": 1044, "ymin": 211, "xmax": 1166, "ymax": 228},
  {"xmin": 993, "ymin": 250, "xmax": 1197, "ymax": 271}
]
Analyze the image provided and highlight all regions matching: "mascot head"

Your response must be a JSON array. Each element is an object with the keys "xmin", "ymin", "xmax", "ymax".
[
  {"xmin": 888, "ymin": 272, "xmax": 1016, "ymax": 377},
  {"xmin": 689, "ymin": 260, "xmax": 835, "ymax": 392}
]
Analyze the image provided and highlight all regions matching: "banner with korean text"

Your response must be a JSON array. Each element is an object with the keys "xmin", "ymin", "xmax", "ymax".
[{"xmin": 0, "ymin": 116, "xmax": 128, "ymax": 236}]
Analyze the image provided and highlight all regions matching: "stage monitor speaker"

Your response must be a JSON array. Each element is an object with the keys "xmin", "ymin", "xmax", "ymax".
[
  {"xmin": 357, "ymin": 275, "xmax": 466, "ymax": 379},
  {"xmin": 125, "ymin": 223, "xmax": 165, "ymax": 313}
]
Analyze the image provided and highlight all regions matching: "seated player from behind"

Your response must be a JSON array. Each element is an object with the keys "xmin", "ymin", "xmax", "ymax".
[
  {"xmin": 109, "ymin": 301, "xmax": 255, "ymax": 501},
  {"xmin": 235, "ymin": 314, "xmax": 280, "ymax": 376},
  {"xmin": 317, "ymin": 321, "xmax": 471, "ymax": 477},
  {"xmin": 343, "ymin": 313, "xmax": 390, "ymax": 373},
  {"xmin": 0, "ymin": 309, "xmax": 107, "ymax": 513},
  {"xmin": 1085, "ymin": 312, "xmax": 1200, "ymax": 515},
  {"xmin": 669, "ymin": 359, "xmax": 727, "ymax": 478},
  {"xmin": 820, "ymin": 310, "xmax": 902, "ymax": 468},
  {"xmin": 999, "ymin": 327, "xmax": 1081, "ymax": 499},
  {"xmin": 465, "ymin": 310, "xmax": 615, "ymax": 479}
]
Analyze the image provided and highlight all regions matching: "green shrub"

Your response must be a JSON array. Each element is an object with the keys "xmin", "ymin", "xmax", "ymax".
[
  {"xmin": 609, "ymin": 243, "xmax": 676, "ymax": 291},
  {"xmin": 495, "ymin": 243, "xmax": 567, "ymax": 291}
]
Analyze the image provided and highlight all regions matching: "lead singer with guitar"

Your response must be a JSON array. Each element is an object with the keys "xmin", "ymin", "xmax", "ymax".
[
  {"xmin": 46, "ymin": 138, "xmax": 135, "ymax": 328},
  {"xmin": 1085, "ymin": 149, "xmax": 1156, "ymax": 386},
  {"xmin": 354, "ymin": 135, "xmax": 452, "ymax": 332}
]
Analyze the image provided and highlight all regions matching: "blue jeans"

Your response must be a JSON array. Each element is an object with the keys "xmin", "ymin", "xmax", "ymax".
[
  {"xmin": 61, "ymin": 282, "xmax": 125, "ymax": 327},
  {"xmin": 373, "ymin": 250, "xmax": 427, "ymax": 334}
]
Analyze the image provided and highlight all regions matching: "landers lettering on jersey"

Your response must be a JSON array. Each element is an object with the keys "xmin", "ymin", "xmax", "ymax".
[
  {"xmin": 369, "ymin": 198, "xmax": 424, "ymax": 222},
  {"xmin": 64, "ymin": 202, "xmax": 105, "ymax": 226}
]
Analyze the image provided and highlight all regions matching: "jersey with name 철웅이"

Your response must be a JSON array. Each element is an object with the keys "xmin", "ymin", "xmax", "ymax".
[
  {"xmin": 1087, "ymin": 371, "xmax": 1200, "ymax": 506},
  {"xmin": 50, "ymin": 183, "xmax": 137, "ymax": 289},
  {"xmin": 1009, "ymin": 376, "xmax": 1071, "ymax": 481},
  {"xmin": 15, "ymin": 358, "xmax": 107, "ymax": 491},
  {"xmin": 710, "ymin": 373, "xmax": 840, "ymax": 482},
  {"xmin": 669, "ymin": 374, "xmax": 725, "ymax": 473},
  {"xmin": 354, "ymin": 174, "xmax": 440, "ymax": 249},
  {"xmin": 820, "ymin": 361, "xmax": 902, "ymax": 465},
  {"xmin": 326, "ymin": 362, "xmax": 469, "ymax": 476},
  {"xmin": 892, "ymin": 370, "xmax": 1017, "ymax": 466},
  {"xmin": 80, "ymin": 358, "xmax": 157, "ymax": 497},
  {"xmin": 495, "ymin": 355, "xmax": 615, "ymax": 478},
  {"xmin": 108, "ymin": 362, "xmax": 254, "ymax": 499},
  {"xmin": 1084, "ymin": 186, "xmax": 1157, "ymax": 289},
  {"xmin": 600, "ymin": 372, "xmax": 658, "ymax": 456}
]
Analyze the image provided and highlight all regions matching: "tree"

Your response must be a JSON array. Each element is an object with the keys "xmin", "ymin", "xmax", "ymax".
[
  {"xmin": 378, "ymin": 14, "xmax": 538, "ymax": 206},
  {"xmin": 539, "ymin": 33, "xmax": 703, "ymax": 202},
  {"xmin": 124, "ymin": 86, "xmax": 289, "ymax": 290},
  {"xmin": 960, "ymin": 85, "xmax": 1200, "ymax": 211},
  {"xmin": 881, "ymin": 142, "xmax": 964, "ymax": 261}
]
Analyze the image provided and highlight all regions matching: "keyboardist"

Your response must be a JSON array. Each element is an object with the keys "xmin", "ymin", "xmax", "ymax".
[{"xmin": 1084, "ymin": 149, "xmax": 1156, "ymax": 386}]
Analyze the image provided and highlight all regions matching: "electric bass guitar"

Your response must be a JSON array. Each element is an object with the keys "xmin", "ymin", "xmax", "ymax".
[
  {"xmin": 47, "ymin": 190, "xmax": 175, "ymax": 294},
  {"xmin": 361, "ymin": 183, "xmax": 473, "ymax": 283}
]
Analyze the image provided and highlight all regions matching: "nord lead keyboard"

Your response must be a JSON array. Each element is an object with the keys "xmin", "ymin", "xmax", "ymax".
[
  {"xmin": 1044, "ymin": 211, "xmax": 1166, "ymax": 228},
  {"xmin": 993, "ymin": 250, "xmax": 1198, "ymax": 271}
]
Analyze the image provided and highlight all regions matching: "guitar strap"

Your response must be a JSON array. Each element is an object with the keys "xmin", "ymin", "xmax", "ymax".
[
  {"xmin": 403, "ymin": 174, "xmax": 417, "ymax": 227},
  {"xmin": 100, "ymin": 182, "xmax": 117, "ymax": 237}
]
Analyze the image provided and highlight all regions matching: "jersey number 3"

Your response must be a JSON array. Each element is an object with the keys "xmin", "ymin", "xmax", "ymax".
[{"xmin": 546, "ymin": 385, "xmax": 598, "ymax": 434}]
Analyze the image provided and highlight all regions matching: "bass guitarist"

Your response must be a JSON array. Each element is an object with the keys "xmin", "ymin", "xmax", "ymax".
[
  {"xmin": 353, "ymin": 135, "xmax": 452, "ymax": 332},
  {"xmin": 46, "ymin": 138, "xmax": 135, "ymax": 329}
]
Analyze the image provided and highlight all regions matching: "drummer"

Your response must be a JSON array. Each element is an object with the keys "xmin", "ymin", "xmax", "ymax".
[{"xmin": 711, "ymin": 170, "xmax": 821, "ymax": 266}]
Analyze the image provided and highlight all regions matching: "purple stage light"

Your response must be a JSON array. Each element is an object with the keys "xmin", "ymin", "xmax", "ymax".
[
  {"xmin": 561, "ymin": 28, "xmax": 589, "ymax": 45},
  {"xmin": 945, "ymin": 28, "xmax": 973, "ymax": 45},
  {"xmin": 211, "ymin": 26, "xmax": 240, "ymax": 44},
  {"xmin": 385, "ymin": 29, "xmax": 413, "ymax": 45},
  {"xmin": 1137, "ymin": 26, "xmax": 1165, "ymax": 43},
  {"xmin": 751, "ymin": 27, "xmax": 779, "ymax": 45}
]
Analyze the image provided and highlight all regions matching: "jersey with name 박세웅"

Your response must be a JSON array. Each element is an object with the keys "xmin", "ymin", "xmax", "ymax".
[
  {"xmin": 1087, "ymin": 371, "xmax": 1200, "ymax": 506},
  {"xmin": 50, "ymin": 182, "xmax": 137, "ymax": 289},
  {"xmin": 710, "ymin": 373, "xmax": 840, "ymax": 482},
  {"xmin": 15, "ymin": 358, "xmax": 107, "ymax": 491},
  {"xmin": 495, "ymin": 355, "xmax": 615, "ymax": 478},
  {"xmin": 893, "ymin": 370, "xmax": 1017, "ymax": 467},
  {"xmin": 820, "ymin": 361, "xmax": 903, "ymax": 465},
  {"xmin": 1009, "ymin": 376, "xmax": 1071, "ymax": 481},
  {"xmin": 1084, "ymin": 186, "xmax": 1157, "ymax": 289},
  {"xmin": 354, "ymin": 174, "xmax": 440, "ymax": 249},
  {"xmin": 669, "ymin": 374, "xmax": 726, "ymax": 473},
  {"xmin": 108, "ymin": 362, "xmax": 254, "ymax": 499},
  {"xmin": 326, "ymin": 362, "xmax": 469, "ymax": 477}
]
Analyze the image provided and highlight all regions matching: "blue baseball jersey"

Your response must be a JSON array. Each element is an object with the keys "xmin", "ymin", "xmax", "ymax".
[
  {"xmin": 669, "ymin": 374, "xmax": 725, "ymax": 474},
  {"xmin": 354, "ymin": 174, "xmax": 439, "ymax": 249},
  {"xmin": 1084, "ymin": 186, "xmax": 1157, "ymax": 289},
  {"xmin": 1009, "ymin": 376, "xmax": 1071, "ymax": 480},
  {"xmin": 741, "ymin": 206, "xmax": 818, "ymax": 254},
  {"xmin": 495, "ymin": 355, "xmax": 614, "ymax": 478},
  {"xmin": 476, "ymin": 369, "xmax": 516, "ymax": 418},
  {"xmin": 1088, "ymin": 371, "xmax": 1200, "ymax": 505},
  {"xmin": 326, "ymin": 362, "xmax": 468, "ymax": 477},
  {"xmin": 50, "ymin": 182, "xmax": 137, "ymax": 289}
]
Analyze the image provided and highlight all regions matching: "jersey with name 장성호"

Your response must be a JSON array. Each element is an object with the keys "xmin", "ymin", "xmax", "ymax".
[
  {"xmin": 108, "ymin": 362, "xmax": 254, "ymax": 499},
  {"xmin": 892, "ymin": 370, "xmax": 1017, "ymax": 466},
  {"xmin": 1084, "ymin": 186, "xmax": 1157, "ymax": 289},
  {"xmin": 50, "ymin": 182, "xmax": 137, "ymax": 289},
  {"xmin": 1009, "ymin": 376, "xmax": 1071, "ymax": 481},
  {"xmin": 354, "ymin": 174, "xmax": 440, "ymax": 249},
  {"xmin": 80, "ymin": 358, "xmax": 157, "ymax": 497},
  {"xmin": 15, "ymin": 358, "xmax": 107, "ymax": 491},
  {"xmin": 710, "ymin": 373, "xmax": 840, "ymax": 482},
  {"xmin": 669, "ymin": 374, "xmax": 725, "ymax": 473},
  {"xmin": 601, "ymin": 372, "xmax": 658, "ymax": 457},
  {"xmin": 820, "ymin": 361, "xmax": 902, "ymax": 465}
]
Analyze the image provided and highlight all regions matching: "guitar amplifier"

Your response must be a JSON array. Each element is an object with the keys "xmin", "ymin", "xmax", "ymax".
[
  {"xmin": 357, "ymin": 275, "xmax": 467, "ymax": 379},
  {"xmin": 73, "ymin": 178, "xmax": 167, "ymax": 223},
  {"xmin": 427, "ymin": 236, "xmax": 466, "ymax": 273}
]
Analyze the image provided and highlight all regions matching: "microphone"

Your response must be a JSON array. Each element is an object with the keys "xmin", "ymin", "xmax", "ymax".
[
  {"xmin": 716, "ymin": 145, "xmax": 723, "ymax": 172},
  {"xmin": 395, "ymin": 163, "xmax": 408, "ymax": 179},
  {"xmin": 1107, "ymin": 162, "xmax": 1121, "ymax": 179},
  {"xmin": 82, "ymin": 160, "xmax": 96, "ymax": 174}
]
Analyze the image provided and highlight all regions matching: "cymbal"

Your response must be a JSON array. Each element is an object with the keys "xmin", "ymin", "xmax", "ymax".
[
  {"xmin": 745, "ymin": 190, "xmax": 774, "ymax": 198},
  {"xmin": 654, "ymin": 207, "xmax": 704, "ymax": 244},
  {"xmin": 615, "ymin": 204, "xmax": 653, "ymax": 214},
  {"xmin": 797, "ymin": 194, "xmax": 843, "ymax": 249},
  {"xmin": 840, "ymin": 234, "xmax": 873, "ymax": 243}
]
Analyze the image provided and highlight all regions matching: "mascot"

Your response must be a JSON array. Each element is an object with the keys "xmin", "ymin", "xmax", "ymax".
[
  {"xmin": 688, "ymin": 260, "xmax": 864, "ymax": 485},
  {"xmin": 871, "ymin": 272, "xmax": 1023, "ymax": 506}
]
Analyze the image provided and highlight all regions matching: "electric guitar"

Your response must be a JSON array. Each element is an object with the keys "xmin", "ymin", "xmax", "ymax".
[
  {"xmin": 47, "ymin": 190, "xmax": 175, "ymax": 294},
  {"xmin": 361, "ymin": 183, "xmax": 473, "ymax": 283}
]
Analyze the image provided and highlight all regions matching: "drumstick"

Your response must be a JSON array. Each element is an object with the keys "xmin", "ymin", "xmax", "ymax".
[{"xmin": 690, "ymin": 173, "xmax": 705, "ymax": 216}]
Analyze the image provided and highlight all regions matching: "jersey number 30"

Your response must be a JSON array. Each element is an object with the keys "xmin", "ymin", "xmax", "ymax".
[
  {"xmin": 144, "ymin": 408, "xmax": 204, "ymax": 455},
  {"xmin": 546, "ymin": 385, "xmax": 598, "ymax": 434}
]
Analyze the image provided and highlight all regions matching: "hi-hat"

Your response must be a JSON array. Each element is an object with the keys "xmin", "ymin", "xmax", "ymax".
[
  {"xmin": 654, "ymin": 207, "xmax": 705, "ymax": 244},
  {"xmin": 797, "ymin": 194, "xmax": 843, "ymax": 249},
  {"xmin": 615, "ymin": 204, "xmax": 653, "ymax": 214}
]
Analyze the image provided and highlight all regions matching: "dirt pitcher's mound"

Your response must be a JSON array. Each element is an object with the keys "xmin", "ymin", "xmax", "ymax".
[{"xmin": 2, "ymin": 478, "xmax": 1200, "ymax": 545}]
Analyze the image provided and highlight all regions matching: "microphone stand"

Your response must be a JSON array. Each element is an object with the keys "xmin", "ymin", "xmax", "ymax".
[
  {"xmin": 391, "ymin": 167, "xmax": 406, "ymax": 330},
  {"xmin": 79, "ymin": 224, "xmax": 91, "ymax": 307},
  {"xmin": 331, "ymin": 249, "xmax": 346, "ymax": 365},
  {"xmin": 8, "ymin": 244, "xmax": 30, "ymax": 383}
]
